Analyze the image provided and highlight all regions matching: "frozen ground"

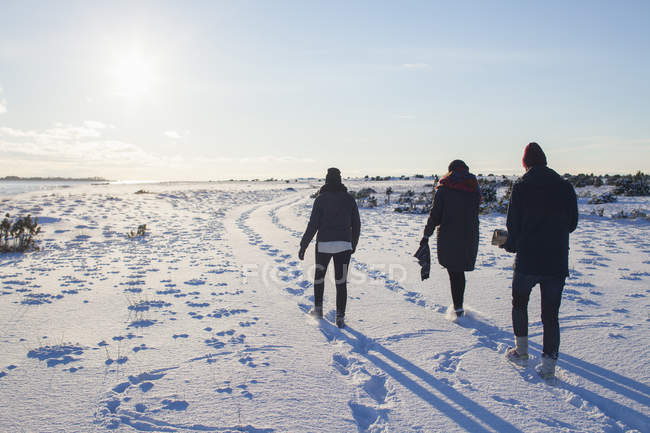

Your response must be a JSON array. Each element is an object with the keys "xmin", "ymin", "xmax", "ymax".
[{"xmin": 0, "ymin": 180, "xmax": 648, "ymax": 432}]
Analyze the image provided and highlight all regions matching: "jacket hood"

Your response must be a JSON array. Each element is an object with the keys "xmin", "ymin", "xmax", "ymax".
[
  {"xmin": 521, "ymin": 166, "xmax": 563, "ymax": 186},
  {"xmin": 319, "ymin": 183, "xmax": 348, "ymax": 194}
]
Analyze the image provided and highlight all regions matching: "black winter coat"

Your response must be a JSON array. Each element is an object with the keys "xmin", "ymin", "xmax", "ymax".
[
  {"xmin": 423, "ymin": 186, "xmax": 480, "ymax": 272},
  {"xmin": 503, "ymin": 166, "xmax": 578, "ymax": 277},
  {"xmin": 300, "ymin": 185, "xmax": 361, "ymax": 251}
]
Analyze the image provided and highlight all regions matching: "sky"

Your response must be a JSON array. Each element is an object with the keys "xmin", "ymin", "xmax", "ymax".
[{"xmin": 1, "ymin": 0, "xmax": 649, "ymax": 180}]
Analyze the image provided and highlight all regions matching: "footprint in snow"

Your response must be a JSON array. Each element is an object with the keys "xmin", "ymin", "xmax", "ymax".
[
  {"xmin": 284, "ymin": 286, "xmax": 304, "ymax": 296},
  {"xmin": 348, "ymin": 402, "xmax": 387, "ymax": 431},
  {"xmin": 362, "ymin": 375, "xmax": 389, "ymax": 404}
]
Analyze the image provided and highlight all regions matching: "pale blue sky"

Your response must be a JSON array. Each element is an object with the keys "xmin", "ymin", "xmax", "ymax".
[{"xmin": 1, "ymin": 0, "xmax": 649, "ymax": 180}]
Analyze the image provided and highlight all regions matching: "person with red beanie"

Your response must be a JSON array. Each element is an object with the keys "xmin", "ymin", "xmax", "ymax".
[
  {"xmin": 501, "ymin": 142, "xmax": 578, "ymax": 379},
  {"xmin": 522, "ymin": 142, "xmax": 547, "ymax": 168}
]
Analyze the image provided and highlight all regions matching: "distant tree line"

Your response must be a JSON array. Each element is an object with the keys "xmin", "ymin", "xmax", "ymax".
[{"xmin": 1, "ymin": 176, "xmax": 108, "ymax": 182}]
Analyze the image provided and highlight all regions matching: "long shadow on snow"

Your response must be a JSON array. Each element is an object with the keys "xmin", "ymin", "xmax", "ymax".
[
  {"xmin": 324, "ymin": 323, "xmax": 523, "ymax": 433},
  {"xmin": 456, "ymin": 315, "xmax": 650, "ymax": 431},
  {"xmin": 459, "ymin": 315, "xmax": 650, "ymax": 405},
  {"xmin": 267, "ymin": 197, "xmax": 649, "ymax": 427}
]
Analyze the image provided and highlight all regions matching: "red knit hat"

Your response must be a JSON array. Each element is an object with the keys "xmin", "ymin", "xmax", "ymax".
[{"xmin": 522, "ymin": 142, "xmax": 547, "ymax": 169}]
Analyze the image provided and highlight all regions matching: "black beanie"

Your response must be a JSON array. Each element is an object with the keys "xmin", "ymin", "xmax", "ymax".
[{"xmin": 325, "ymin": 167, "xmax": 342, "ymax": 184}]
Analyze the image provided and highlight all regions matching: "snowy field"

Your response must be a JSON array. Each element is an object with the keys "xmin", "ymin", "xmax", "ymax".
[{"xmin": 0, "ymin": 180, "xmax": 648, "ymax": 432}]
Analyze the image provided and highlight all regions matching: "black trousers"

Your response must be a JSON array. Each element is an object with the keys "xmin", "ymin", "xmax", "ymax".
[
  {"xmin": 447, "ymin": 270, "xmax": 465, "ymax": 311},
  {"xmin": 314, "ymin": 250, "xmax": 352, "ymax": 314},
  {"xmin": 512, "ymin": 272, "xmax": 565, "ymax": 359}
]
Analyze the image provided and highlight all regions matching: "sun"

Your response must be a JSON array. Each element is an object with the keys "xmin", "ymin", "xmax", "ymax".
[{"xmin": 110, "ymin": 50, "xmax": 157, "ymax": 101}]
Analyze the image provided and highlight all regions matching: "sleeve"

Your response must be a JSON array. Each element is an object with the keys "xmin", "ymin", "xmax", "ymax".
[
  {"xmin": 423, "ymin": 189, "xmax": 443, "ymax": 238},
  {"xmin": 503, "ymin": 183, "xmax": 521, "ymax": 253},
  {"xmin": 567, "ymin": 182, "xmax": 578, "ymax": 233},
  {"xmin": 300, "ymin": 197, "xmax": 321, "ymax": 249},
  {"xmin": 351, "ymin": 199, "xmax": 361, "ymax": 251}
]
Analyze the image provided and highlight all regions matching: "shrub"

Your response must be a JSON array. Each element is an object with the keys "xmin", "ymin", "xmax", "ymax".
[
  {"xmin": 0, "ymin": 214, "xmax": 41, "ymax": 252},
  {"xmin": 480, "ymin": 182, "xmax": 497, "ymax": 203},
  {"xmin": 500, "ymin": 177, "xmax": 513, "ymax": 188},
  {"xmin": 393, "ymin": 190, "xmax": 432, "ymax": 214},
  {"xmin": 612, "ymin": 209, "xmax": 649, "ymax": 220},
  {"xmin": 356, "ymin": 188, "xmax": 377, "ymax": 199},
  {"xmin": 564, "ymin": 173, "xmax": 603, "ymax": 188},
  {"xmin": 385, "ymin": 187, "xmax": 393, "ymax": 204},
  {"xmin": 612, "ymin": 172, "xmax": 649, "ymax": 196},
  {"xmin": 479, "ymin": 184, "xmax": 511, "ymax": 214},
  {"xmin": 588, "ymin": 192, "xmax": 617, "ymax": 204},
  {"xmin": 127, "ymin": 224, "xmax": 147, "ymax": 238}
]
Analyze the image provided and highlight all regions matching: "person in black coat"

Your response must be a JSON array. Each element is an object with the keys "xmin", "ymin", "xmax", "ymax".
[
  {"xmin": 299, "ymin": 168, "xmax": 361, "ymax": 328},
  {"xmin": 420, "ymin": 160, "xmax": 480, "ymax": 318},
  {"xmin": 502, "ymin": 142, "xmax": 578, "ymax": 379}
]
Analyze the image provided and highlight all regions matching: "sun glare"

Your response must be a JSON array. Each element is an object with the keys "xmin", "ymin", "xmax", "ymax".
[{"xmin": 110, "ymin": 50, "xmax": 157, "ymax": 101}]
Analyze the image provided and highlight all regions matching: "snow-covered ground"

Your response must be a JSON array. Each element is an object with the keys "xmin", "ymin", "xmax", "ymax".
[{"xmin": 0, "ymin": 180, "xmax": 648, "ymax": 432}]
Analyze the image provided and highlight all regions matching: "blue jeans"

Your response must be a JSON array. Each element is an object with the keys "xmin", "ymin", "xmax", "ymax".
[{"xmin": 512, "ymin": 272, "xmax": 565, "ymax": 359}]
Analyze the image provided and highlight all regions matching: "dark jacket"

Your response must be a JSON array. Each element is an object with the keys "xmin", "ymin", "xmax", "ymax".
[
  {"xmin": 503, "ymin": 166, "xmax": 578, "ymax": 277},
  {"xmin": 300, "ymin": 184, "xmax": 361, "ymax": 251},
  {"xmin": 424, "ymin": 186, "xmax": 480, "ymax": 272}
]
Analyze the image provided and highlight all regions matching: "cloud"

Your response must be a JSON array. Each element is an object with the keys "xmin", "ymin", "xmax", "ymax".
[
  {"xmin": 0, "ymin": 123, "xmax": 172, "ymax": 168},
  {"xmin": 402, "ymin": 63, "xmax": 431, "ymax": 70},
  {"xmin": 0, "ymin": 122, "xmax": 318, "ymax": 179},
  {"xmin": 0, "ymin": 87, "xmax": 6, "ymax": 114},
  {"xmin": 0, "ymin": 123, "xmax": 105, "ymax": 140},
  {"xmin": 164, "ymin": 130, "xmax": 183, "ymax": 139},
  {"xmin": 84, "ymin": 120, "xmax": 112, "ymax": 129},
  {"xmin": 236, "ymin": 155, "xmax": 316, "ymax": 164}
]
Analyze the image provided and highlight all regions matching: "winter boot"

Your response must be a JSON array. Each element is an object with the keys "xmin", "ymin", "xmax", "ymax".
[
  {"xmin": 536, "ymin": 354, "xmax": 557, "ymax": 380},
  {"xmin": 505, "ymin": 336, "xmax": 529, "ymax": 364},
  {"xmin": 454, "ymin": 308, "xmax": 465, "ymax": 318},
  {"xmin": 335, "ymin": 312, "xmax": 345, "ymax": 329},
  {"xmin": 309, "ymin": 304, "xmax": 323, "ymax": 319}
]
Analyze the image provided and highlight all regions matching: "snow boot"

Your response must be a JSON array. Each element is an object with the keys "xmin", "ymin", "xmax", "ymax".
[
  {"xmin": 454, "ymin": 308, "xmax": 464, "ymax": 318},
  {"xmin": 335, "ymin": 312, "xmax": 345, "ymax": 329},
  {"xmin": 505, "ymin": 336, "xmax": 529, "ymax": 364},
  {"xmin": 536, "ymin": 355, "xmax": 557, "ymax": 380},
  {"xmin": 309, "ymin": 304, "xmax": 323, "ymax": 319}
]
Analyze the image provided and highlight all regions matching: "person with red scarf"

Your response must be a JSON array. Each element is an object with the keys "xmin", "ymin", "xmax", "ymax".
[{"xmin": 420, "ymin": 159, "xmax": 480, "ymax": 318}]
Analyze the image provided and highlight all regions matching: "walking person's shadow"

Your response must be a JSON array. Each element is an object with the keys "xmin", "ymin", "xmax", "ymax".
[
  {"xmin": 453, "ymin": 315, "xmax": 650, "ymax": 431},
  {"xmin": 321, "ymin": 323, "xmax": 524, "ymax": 432}
]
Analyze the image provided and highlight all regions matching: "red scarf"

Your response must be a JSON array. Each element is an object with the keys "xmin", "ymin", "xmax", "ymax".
[{"xmin": 437, "ymin": 169, "xmax": 479, "ymax": 193}]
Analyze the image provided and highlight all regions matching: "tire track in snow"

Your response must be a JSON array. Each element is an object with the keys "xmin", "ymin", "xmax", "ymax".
[{"xmin": 236, "ymin": 199, "xmax": 395, "ymax": 433}]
